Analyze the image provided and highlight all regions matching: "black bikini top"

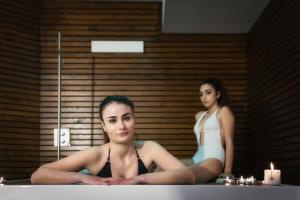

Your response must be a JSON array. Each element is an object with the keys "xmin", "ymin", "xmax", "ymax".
[{"xmin": 97, "ymin": 148, "xmax": 149, "ymax": 177}]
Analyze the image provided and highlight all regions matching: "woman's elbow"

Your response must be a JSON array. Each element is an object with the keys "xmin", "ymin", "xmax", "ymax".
[
  {"xmin": 31, "ymin": 167, "xmax": 45, "ymax": 184},
  {"xmin": 31, "ymin": 170, "xmax": 39, "ymax": 184}
]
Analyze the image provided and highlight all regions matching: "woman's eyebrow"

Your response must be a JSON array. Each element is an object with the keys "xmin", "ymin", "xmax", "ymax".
[
  {"xmin": 106, "ymin": 112, "xmax": 131, "ymax": 119},
  {"xmin": 107, "ymin": 115, "xmax": 117, "ymax": 119},
  {"xmin": 122, "ymin": 112, "xmax": 131, "ymax": 117}
]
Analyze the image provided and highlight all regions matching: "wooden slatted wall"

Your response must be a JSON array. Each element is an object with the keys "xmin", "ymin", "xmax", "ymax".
[
  {"xmin": 40, "ymin": 1, "xmax": 249, "ymax": 175},
  {"xmin": 248, "ymin": 0, "xmax": 300, "ymax": 184},
  {"xmin": 0, "ymin": 0, "xmax": 41, "ymax": 180}
]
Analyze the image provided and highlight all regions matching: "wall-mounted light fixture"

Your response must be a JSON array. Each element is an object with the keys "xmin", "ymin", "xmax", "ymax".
[{"xmin": 91, "ymin": 41, "xmax": 144, "ymax": 53}]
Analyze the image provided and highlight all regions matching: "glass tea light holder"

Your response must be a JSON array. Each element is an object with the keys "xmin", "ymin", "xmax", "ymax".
[
  {"xmin": 0, "ymin": 177, "xmax": 6, "ymax": 186},
  {"xmin": 224, "ymin": 176, "xmax": 234, "ymax": 186},
  {"xmin": 237, "ymin": 176, "xmax": 256, "ymax": 185},
  {"xmin": 222, "ymin": 175, "xmax": 258, "ymax": 186},
  {"xmin": 237, "ymin": 176, "xmax": 245, "ymax": 185}
]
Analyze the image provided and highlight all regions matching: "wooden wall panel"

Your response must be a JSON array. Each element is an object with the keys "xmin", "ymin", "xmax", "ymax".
[
  {"xmin": 39, "ymin": 1, "xmax": 248, "ymax": 175},
  {"xmin": 40, "ymin": 1, "xmax": 248, "ymax": 175},
  {"xmin": 248, "ymin": 0, "xmax": 300, "ymax": 185},
  {"xmin": 0, "ymin": 0, "xmax": 41, "ymax": 180}
]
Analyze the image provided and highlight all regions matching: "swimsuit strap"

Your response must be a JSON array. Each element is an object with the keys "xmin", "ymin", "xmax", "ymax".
[{"xmin": 135, "ymin": 148, "xmax": 141, "ymax": 159}]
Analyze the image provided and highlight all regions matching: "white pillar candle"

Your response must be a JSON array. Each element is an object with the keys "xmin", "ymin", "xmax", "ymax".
[{"xmin": 264, "ymin": 162, "xmax": 281, "ymax": 185}]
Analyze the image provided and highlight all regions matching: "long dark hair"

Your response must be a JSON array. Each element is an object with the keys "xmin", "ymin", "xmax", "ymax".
[
  {"xmin": 99, "ymin": 95, "xmax": 135, "ymax": 143},
  {"xmin": 200, "ymin": 78, "xmax": 231, "ymax": 107}
]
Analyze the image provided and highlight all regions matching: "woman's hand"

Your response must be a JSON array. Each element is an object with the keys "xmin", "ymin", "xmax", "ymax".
[
  {"xmin": 117, "ymin": 176, "xmax": 145, "ymax": 185},
  {"xmin": 80, "ymin": 175, "xmax": 124, "ymax": 185}
]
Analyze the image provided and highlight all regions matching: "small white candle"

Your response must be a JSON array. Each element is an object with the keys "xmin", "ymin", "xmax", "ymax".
[
  {"xmin": 224, "ymin": 176, "xmax": 233, "ymax": 185},
  {"xmin": 238, "ymin": 176, "xmax": 245, "ymax": 185},
  {"xmin": 0, "ymin": 177, "xmax": 5, "ymax": 185},
  {"xmin": 264, "ymin": 162, "xmax": 281, "ymax": 185},
  {"xmin": 245, "ymin": 176, "xmax": 255, "ymax": 185}
]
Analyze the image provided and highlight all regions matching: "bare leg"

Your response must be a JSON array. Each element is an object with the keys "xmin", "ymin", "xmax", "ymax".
[{"xmin": 189, "ymin": 158, "xmax": 223, "ymax": 183}]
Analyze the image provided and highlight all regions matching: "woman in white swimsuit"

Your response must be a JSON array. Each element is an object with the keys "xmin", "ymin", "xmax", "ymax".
[{"xmin": 182, "ymin": 78, "xmax": 235, "ymax": 183}]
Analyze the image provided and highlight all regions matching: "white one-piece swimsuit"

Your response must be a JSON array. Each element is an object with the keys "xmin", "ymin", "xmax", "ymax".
[{"xmin": 192, "ymin": 110, "xmax": 225, "ymax": 165}]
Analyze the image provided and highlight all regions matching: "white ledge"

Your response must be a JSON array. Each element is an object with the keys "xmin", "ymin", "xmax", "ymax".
[{"xmin": 1, "ymin": 184, "xmax": 299, "ymax": 200}]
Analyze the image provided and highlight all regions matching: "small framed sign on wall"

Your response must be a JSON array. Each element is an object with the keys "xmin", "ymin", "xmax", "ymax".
[{"xmin": 91, "ymin": 41, "xmax": 144, "ymax": 53}]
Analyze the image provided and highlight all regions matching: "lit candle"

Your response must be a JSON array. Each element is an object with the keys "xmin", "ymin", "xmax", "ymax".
[
  {"xmin": 224, "ymin": 176, "xmax": 233, "ymax": 185},
  {"xmin": 245, "ymin": 176, "xmax": 255, "ymax": 185},
  {"xmin": 238, "ymin": 176, "xmax": 245, "ymax": 185},
  {"xmin": 263, "ymin": 162, "xmax": 281, "ymax": 185},
  {"xmin": 0, "ymin": 177, "xmax": 5, "ymax": 185}
]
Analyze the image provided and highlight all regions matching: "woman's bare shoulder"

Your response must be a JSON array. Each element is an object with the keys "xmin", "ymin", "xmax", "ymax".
[
  {"xmin": 219, "ymin": 106, "xmax": 233, "ymax": 115},
  {"xmin": 218, "ymin": 106, "xmax": 234, "ymax": 120},
  {"xmin": 76, "ymin": 144, "xmax": 107, "ymax": 161},
  {"xmin": 135, "ymin": 140, "xmax": 163, "ymax": 153},
  {"xmin": 135, "ymin": 140, "xmax": 156, "ymax": 148}
]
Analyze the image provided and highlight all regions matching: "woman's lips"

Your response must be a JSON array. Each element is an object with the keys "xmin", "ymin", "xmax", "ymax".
[{"xmin": 118, "ymin": 132, "xmax": 129, "ymax": 136}]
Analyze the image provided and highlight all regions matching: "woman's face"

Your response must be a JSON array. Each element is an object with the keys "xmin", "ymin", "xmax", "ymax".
[
  {"xmin": 101, "ymin": 102, "xmax": 135, "ymax": 144},
  {"xmin": 199, "ymin": 83, "xmax": 220, "ymax": 109}
]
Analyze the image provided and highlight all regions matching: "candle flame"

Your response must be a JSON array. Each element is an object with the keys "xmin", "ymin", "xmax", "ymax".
[{"xmin": 270, "ymin": 162, "xmax": 274, "ymax": 170}]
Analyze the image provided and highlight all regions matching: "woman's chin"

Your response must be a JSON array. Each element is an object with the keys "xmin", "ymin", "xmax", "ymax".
[{"xmin": 115, "ymin": 136, "xmax": 134, "ymax": 144}]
